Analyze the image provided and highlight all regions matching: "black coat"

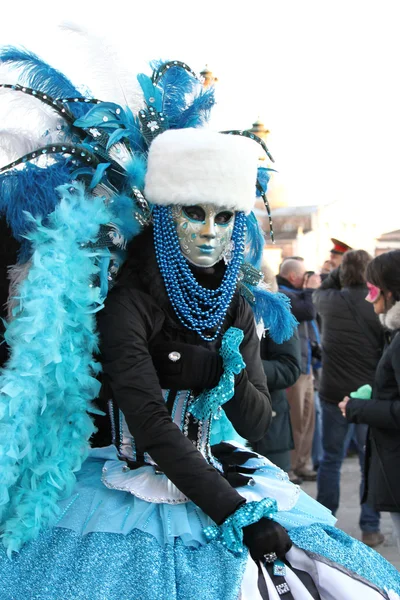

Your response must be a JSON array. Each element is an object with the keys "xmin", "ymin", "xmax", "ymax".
[
  {"xmin": 346, "ymin": 304, "xmax": 400, "ymax": 512},
  {"xmin": 252, "ymin": 329, "xmax": 301, "ymax": 456},
  {"xmin": 313, "ymin": 272, "xmax": 383, "ymax": 404},
  {"xmin": 97, "ymin": 230, "xmax": 272, "ymax": 526}
]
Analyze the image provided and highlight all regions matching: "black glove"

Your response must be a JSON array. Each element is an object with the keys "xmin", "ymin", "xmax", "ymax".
[
  {"xmin": 150, "ymin": 342, "xmax": 223, "ymax": 390},
  {"xmin": 243, "ymin": 517, "xmax": 292, "ymax": 560}
]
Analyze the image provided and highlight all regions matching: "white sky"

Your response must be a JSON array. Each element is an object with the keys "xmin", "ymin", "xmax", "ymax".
[{"xmin": 1, "ymin": 0, "xmax": 399, "ymax": 233}]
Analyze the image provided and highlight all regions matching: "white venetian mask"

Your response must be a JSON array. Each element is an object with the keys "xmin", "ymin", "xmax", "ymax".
[{"xmin": 171, "ymin": 204, "xmax": 235, "ymax": 268}]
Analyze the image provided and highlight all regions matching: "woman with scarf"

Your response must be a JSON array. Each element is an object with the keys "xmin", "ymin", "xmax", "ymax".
[{"xmin": 340, "ymin": 250, "xmax": 400, "ymax": 553}]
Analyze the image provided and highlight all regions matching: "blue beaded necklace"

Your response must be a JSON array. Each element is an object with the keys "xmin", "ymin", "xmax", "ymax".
[{"xmin": 153, "ymin": 205, "xmax": 246, "ymax": 341}]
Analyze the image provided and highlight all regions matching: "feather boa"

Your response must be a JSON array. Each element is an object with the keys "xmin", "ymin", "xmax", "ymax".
[{"xmin": 0, "ymin": 182, "xmax": 110, "ymax": 554}]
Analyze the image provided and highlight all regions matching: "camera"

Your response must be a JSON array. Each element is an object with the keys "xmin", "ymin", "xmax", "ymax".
[
  {"xmin": 310, "ymin": 340, "xmax": 322, "ymax": 361},
  {"xmin": 304, "ymin": 270, "xmax": 315, "ymax": 281}
]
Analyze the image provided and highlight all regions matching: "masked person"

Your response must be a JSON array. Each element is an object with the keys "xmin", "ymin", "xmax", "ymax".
[{"xmin": 0, "ymin": 49, "xmax": 399, "ymax": 600}]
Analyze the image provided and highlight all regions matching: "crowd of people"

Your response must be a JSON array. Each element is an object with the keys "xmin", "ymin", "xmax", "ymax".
[
  {"xmin": 258, "ymin": 240, "xmax": 400, "ymax": 553},
  {"xmin": 0, "ymin": 47, "xmax": 399, "ymax": 599}
]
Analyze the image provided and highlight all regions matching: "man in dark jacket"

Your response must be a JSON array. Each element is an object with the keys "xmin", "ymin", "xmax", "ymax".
[
  {"xmin": 277, "ymin": 258, "xmax": 321, "ymax": 483},
  {"xmin": 313, "ymin": 249, "xmax": 384, "ymax": 547}
]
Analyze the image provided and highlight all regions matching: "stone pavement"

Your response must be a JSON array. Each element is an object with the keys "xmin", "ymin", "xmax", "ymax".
[{"xmin": 301, "ymin": 454, "xmax": 400, "ymax": 570}]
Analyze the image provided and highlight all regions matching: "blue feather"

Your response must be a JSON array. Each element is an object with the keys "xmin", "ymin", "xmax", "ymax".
[
  {"xmin": 149, "ymin": 60, "xmax": 215, "ymax": 130},
  {"xmin": 98, "ymin": 252, "xmax": 111, "ymax": 298},
  {"xmin": 122, "ymin": 153, "xmax": 147, "ymax": 190},
  {"xmin": 252, "ymin": 287, "xmax": 299, "ymax": 344},
  {"xmin": 70, "ymin": 167, "xmax": 93, "ymax": 179},
  {"xmin": 245, "ymin": 212, "xmax": 265, "ymax": 269},
  {"xmin": 109, "ymin": 193, "xmax": 142, "ymax": 241},
  {"xmin": 136, "ymin": 73, "xmax": 163, "ymax": 111},
  {"xmin": 151, "ymin": 61, "xmax": 194, "ymax": 122},
  {"xmin": 256, "ymin": 167, "xmax": 273, "ymax": 196},
  {"xmin": 174, "ymin": 87, "xmax": 215, "ymax": 129},
  {"xmin": 75, "ymin": 103, "xmax": 145, "ymax": 154},
  {"xmin": 106, "ymin": 129, "xmax": 129, "ymax": 150},
  {"xmin": 0, "ymin": 161, "xmax": 74, "ymax": 261},
  {"xmin": 112, "ymin": 106, "xmax": 145, "ymax": 153},
  {"xmin": 89, "ymin": 163, "xmax": 111, "ymax": 190},
  {"xmin": 74, "ymin": 102, "xmax": 122, "ymax": 129},
  {"xmin": 0, "ymin": 46, "xmax": 89, "ymax": 118}
]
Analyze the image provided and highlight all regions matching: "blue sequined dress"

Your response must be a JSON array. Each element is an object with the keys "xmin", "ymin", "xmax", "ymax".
[{"xmin": 1, "ymin": 381, "xmax": 399, "ymax": 600}]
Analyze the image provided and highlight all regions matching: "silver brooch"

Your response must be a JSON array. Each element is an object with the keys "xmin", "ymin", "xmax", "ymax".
[{"xmin": 168, "ymin": 351, "xmax": 181, "ymax": 362}]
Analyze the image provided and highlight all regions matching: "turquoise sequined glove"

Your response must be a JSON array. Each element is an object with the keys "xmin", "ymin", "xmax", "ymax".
[{"xmin": 203, "ymin": 499, "xmax": 278, "ymax": 555}]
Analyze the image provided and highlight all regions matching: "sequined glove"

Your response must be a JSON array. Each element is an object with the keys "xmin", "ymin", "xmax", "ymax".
[
  {"xmin": 151, "ymin": 342, "xmax": 223, "ymax": 390},
  {"xmin": 243, "ymin": 517, "xmax": 292, "ymax": 560}
]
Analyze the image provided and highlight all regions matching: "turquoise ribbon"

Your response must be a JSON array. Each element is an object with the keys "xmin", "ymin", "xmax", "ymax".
[{"xmin": 188, "ymin": 327, "xmax": 245, "ymax": 421}]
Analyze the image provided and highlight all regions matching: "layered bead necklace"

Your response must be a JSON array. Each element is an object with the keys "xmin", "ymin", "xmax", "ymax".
[{"xmin": 153, "ymin": 205, "xmax": 246, "ymax": 341}]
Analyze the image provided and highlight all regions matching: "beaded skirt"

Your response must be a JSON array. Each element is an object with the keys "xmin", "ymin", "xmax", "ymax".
[{"xmin": 0, "ymin": 445, "xmax": 399, "ymax": 600}]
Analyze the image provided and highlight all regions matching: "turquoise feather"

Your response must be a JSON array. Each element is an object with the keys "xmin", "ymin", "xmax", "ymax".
[
  {"xmin": 0, "ymin": 182, "xmax": 111, "ymax": 554},
  {"xmin": 253, "ymin": 287, "xmax": 299, "ymax": 344}
]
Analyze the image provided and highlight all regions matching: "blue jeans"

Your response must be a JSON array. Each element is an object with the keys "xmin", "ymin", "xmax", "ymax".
[{"xmin": 317, "ymin": 399, "xmax": 380, "ymax": 533}]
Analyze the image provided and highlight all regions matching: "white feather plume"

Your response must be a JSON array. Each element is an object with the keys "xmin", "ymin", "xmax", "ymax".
[
  {"xmin": 0, "ymin": 129, "xmax": 40, "ymax": 164},
  {"xmin": 59, "ymin": 22, "xmax": 145, "ymax": 113},
  {"xmin": 107, "ymin": 142, "xmax": 134, "ymax": 170},
  {"xmin": 0, "ymin": 87, "xmax": 66, "ymax": 141}
]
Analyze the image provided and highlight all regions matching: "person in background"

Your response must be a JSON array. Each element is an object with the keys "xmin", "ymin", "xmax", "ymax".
[
  {"xmin": 339, "ymin": 250, "xmax": 400, "ymax": 553},
  {"xmin": 277, "ymin": 258, "xmax": 321, "ymax": 483},
  {"xmin": 329, "ymin": 238, "xmax": 352, "ymax": 269},
  {"xmin": 320, "ymin": 260, "xmax": 333, "ymax": 282},
  {"xmin": 321, "ymin": 260, "xmax": 333, "ymax": 275},
  {"xmin": 252, "ymin": 262, "xmax": 302, "ymax": 473},
  {"xmin": 311, "ymin": 331, "xmax": 324, "ymax": 472},
  {"xmin": 313, "ymin": 250, "xmax": 384, "ymax": 548}
]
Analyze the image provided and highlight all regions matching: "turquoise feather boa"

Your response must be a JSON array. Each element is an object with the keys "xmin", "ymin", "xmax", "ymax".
[{"xmin": 0, "ymin": 182, "xmax": 110, "ymax": 554}]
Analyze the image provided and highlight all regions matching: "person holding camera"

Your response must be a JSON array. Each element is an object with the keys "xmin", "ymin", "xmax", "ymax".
[
  {"xmin": 313, "ymin": 250, "xmax": 384, "ymax": 547},
  {"xmin": 277, "ymin": 259, "xmax": 322, "ymax": 483}
]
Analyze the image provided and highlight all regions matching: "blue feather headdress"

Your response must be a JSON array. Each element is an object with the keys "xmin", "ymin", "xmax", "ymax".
[{"xmin": 0, "ymin": 54, "xmax": 221, "ymax": 552}]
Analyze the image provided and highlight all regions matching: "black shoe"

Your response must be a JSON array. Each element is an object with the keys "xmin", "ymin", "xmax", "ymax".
[
  {"xmin": 294, "ymin": 468, "xmax": 317, "ymax": 482},
  {"xmin": 288, "ymin": 470, "xmax": 303, "ymax": 485},
  {"xmin": 362, "ymin": 531, "xmax": 385, "ymax": 548}
]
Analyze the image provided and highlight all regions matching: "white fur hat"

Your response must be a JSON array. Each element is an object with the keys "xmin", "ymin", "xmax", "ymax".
[{"xmin": 144, "ymin": 128, "xmax": 260, "ymax": 213}]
